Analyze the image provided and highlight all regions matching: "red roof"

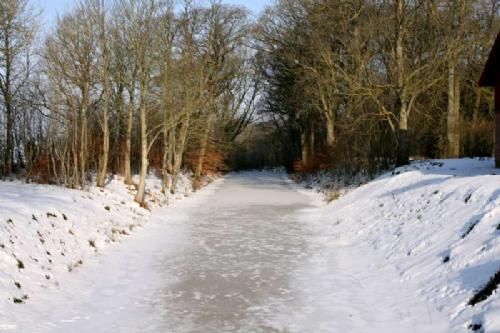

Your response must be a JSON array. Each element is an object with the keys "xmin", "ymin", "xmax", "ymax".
[{"xmin": 479, "ymin": 32, "xmax": 500, "ymax": 87}]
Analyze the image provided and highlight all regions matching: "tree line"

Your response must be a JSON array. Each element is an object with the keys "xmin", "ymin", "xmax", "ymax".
[
  {"xmin": 1, "ymin": 0, "xmax": 500, "ymax": 199},
  {"xmin": 0, "ymin": 0, "xmax": 257, "ymax": 204},
  {"xmin": 243, "ymin": 0, "xmax": 499, "ymax": 173}
]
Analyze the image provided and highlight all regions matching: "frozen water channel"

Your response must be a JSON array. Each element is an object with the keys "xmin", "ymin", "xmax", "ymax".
[
  {"xmin": 16, "ymin": 172, "xmax": 320, "ymax": 332},
  {"xmin": 155, "ymin": 172, "xmax": 317, "ymax": 332}
]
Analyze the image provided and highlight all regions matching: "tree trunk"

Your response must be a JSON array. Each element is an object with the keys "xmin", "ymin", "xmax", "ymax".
[
  {"xmin": 309, "ymin": 121, "xmax": 315, "ymax": 159},
  {"xmin": 168, "ymin": 129, "xmax": 175, "ymax": 173},
  {"xmin": 447, "ymin": 61, "xmax": 460, "ymax": 158},
  {"xmin": 325, "ymin": 111, "xmax": 335, "ymax": 147},
  {"xmin": 193, "ymin": 111, "xmax": 214, "ymax": 191},
  {"xmin": 97, "ymin": 43, "xmax": 111, "ymax": 187},
  {"xmin": 4, "ymin": 95, "xmax": 13, "ymax": 174},
  {"xmin": 3, "ymin": 34, "xmax": 13, "ymax": 174},
  {"xmin": 301, "ymin": 131, "xmax": 309, "ymax": 166},
  {"xmin": 161, "ymin": 53, "xmax": 172, "ymax": 194},
  {"xmin": 161, "ymin": 129, "xmax": 170, "ymax": 194},
  {"xmin": 171, "ymin": 118, "xmax": 190, "ymax": 194},
  {"xmin": 395, "ymin": 0, "xmax": 409, "ymax": 167},
  {"xmin": 161, "ymin": 81, "xmax": 172, "ymax": 194},
  {"xmin": 80, "ymin": 84, "xmax": 89, "ymax": 188},
  {"xmin": 72, "ymin": 109, "xmax": 79, "ymax": 188},
  {"xmin": 114, "ymin": 84, "xmax": 125, "ymax": 174},
  {"xmin": 124, "ymin": 92, "xmax": 134, "ymax": 185},
  {"xmin": 473, "ymin": 87, "xmax": 481, "ymax": 124},
  {"xmin": 396, "ymin": 102, "xmax": 409, "ymax": 166},
  {"xmin": 134, "ymin": 78, "xmax": 148, "ymax": 205},
  {"xmin": 301, "ymin": 122, "xmax": 315, "ymax": 167}
]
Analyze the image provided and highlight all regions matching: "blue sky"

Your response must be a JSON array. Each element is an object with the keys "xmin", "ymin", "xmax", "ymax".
[{"xmin": 30, "ymin": 0, "xmax": 270, "ymax": 29}]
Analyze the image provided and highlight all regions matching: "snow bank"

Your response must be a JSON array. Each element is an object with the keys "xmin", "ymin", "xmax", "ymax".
[
  {"xmin": 301, "ymin": 158, "xmax": 500, "ymax": 332},
  {"xmin": 0, "ymin": 171, "xmax": 197, "ymax": 311},
  {"xmin": 292, "ymin": 169, "xmax": 373, "ymax": 202}
]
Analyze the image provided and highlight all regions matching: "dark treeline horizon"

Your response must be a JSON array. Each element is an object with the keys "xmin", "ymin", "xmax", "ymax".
[{"xmin": 0, "ymin": 0, "xmax": 499, "ymax": 199}]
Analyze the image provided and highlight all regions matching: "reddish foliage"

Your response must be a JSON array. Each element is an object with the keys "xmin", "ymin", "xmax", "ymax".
[
  {"xmin": 293, "ymin": 146, "xmax": 338, "ymax": 174},
  {"xmin": 204, "ymin": 150, "xmax": 228, "ymax": 174},
  {"xmin": 27, "ymin": 154, "xmax": 54, "ymax": 184},
  {"xmin": 186, "ymin": 149, "xmax": 228, "ymax": 175},
  {"xmin": 150, "ymin": 152, "xmax": 163, "ymax": 170}
]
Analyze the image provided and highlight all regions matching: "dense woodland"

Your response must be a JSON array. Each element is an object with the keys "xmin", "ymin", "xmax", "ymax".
[
  {"xmin": 0, "ymin": 0, "xmax": 499, "ymax": 203},
  {"xmin": 247, "ymin": 0, "xmax": 500, "ymax": 173}
]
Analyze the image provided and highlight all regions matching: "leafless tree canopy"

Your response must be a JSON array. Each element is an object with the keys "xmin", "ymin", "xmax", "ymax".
[
  {"xmin": 0, "ymin": 0, "xmax": 257, "ymax": 203},
  {"xmin": 245, "ymin": 0, "xmax": 499, "ymax": 173}
]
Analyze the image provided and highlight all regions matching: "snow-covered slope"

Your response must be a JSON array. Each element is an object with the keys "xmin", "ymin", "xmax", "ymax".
[
  {"xmin": 0, "ymin": 172, "xmax": 194, "ymax": 313},
  {"xmin": 293, "ymin": 168, "xmax": 372, "ymax": 202},
  {"xmin": 300, "ymin": 158, "xmax": 500, "ymax": 332}
]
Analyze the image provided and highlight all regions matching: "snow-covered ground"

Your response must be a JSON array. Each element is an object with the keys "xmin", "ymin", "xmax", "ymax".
[
  {"xmin": 1, "ymin": 160, "xmax": 499, "ymax": 332},
  {"xmin": 0, "ymin": 171, "xmax": 323, "ymax": 332},
  {"xmin": 0, "ymin": 171, "xmax": 196, "ymax": 329},
  {"xmin": 294, "ymin": 158, "xmax": 500, "ymax": 332}
]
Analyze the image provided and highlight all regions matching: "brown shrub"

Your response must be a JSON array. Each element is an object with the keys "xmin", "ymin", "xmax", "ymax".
[
  {"xmin": 462, "ymin": 119, "xmax": 494, "ymax": 157},
  {"xmin": 186, "ymin": 149, "xmax": 228, "ymax": 175},
  {"xmin": 293, "ymin": 146, "xmax": 339, "ymax": 174},
  {"xmin": 27, "ymin": 154, "xmax": 54, "ymax": 184}
]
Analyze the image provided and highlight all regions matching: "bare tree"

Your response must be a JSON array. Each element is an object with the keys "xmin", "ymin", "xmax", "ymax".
[
  {"xmin": 0, "ymin": 0, "xmax": 37, "ymax": 174},
  {"xmin": 93, "ymin": 0, "xmax": 112, "ymax": 187},
  {"xmin": 119, "ymin": 0, "xmax": 162, "ymax": 205},
  {"xmin": 43, "ymin": 2, "xmax": 96, "ymax": 188},
  {"xmin": 157, "ymin": 1, "xmax": 175, "ymax": 193},
  {"xmin": 192, "ymin": 2, "xmax": 249, "ymax": 190}
]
